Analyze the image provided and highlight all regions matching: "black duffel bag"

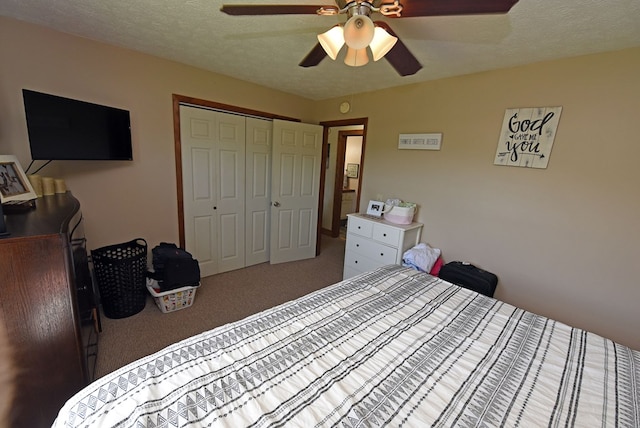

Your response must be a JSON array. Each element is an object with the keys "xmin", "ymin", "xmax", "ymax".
[
  {"xmin": 149, "ymin": 243, "xmax": 200, "ymax": 291},
  {"xmin": 438, "ymin": 261, "xmax": 498, "ymax": 297}
]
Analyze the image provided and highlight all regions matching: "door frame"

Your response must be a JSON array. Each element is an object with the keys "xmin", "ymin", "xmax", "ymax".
[
  {"xmin": 317, "ymin": 117, "xmax": 369, "ymax": 252},
  {"xmin": 331, "ymin": 129, "xmax": 364, "ymax": 237},
  {"xmin": 172, "ymin": 94, "xmax": 299, "ymax": 248}
]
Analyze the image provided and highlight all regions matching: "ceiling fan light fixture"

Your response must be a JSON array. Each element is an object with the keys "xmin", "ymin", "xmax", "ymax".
[
  {"xmin": 317, "ymin": 25, "xmax": 344, "ymax": 60},
  {"xmin": 344, "ymin": 47, "xmax": 369, "ymax": 67},
  {"xmin": 343, "ymin": 15, "xmax": 375, "ymax": 50},
  {"xmin": 370, "ymin": 26, "xmax": 397, "ymax": 61}
]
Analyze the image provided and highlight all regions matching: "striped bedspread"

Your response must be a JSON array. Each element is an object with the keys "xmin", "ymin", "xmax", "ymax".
[{"xmin": 54, "ymin": 265, "xmax": 640, "ymax": 427}]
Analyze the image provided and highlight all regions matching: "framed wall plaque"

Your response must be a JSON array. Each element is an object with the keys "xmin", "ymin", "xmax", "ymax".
[{"xmin": 346, "ymin": 163, "xmax": 359, "ymax": 178}]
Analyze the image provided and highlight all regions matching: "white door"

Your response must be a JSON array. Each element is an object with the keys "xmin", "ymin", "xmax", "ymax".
[
  {"xmin": 245, "ymin": 117, "xmax": 272, "ymax": 266},
  {"xmin": 180, "ymin": 106, "xmax": 246, "ymax": 277},
  {"xmin": 216, "ymin": 112, "xmax": 246, "ymax": 273},
  {"xmin": 180, "ymin": 105, "xmax": 218, "ymax": 277},
  {"xmin": 270, "ymin": 119, "xmax": 323, "ymax": 264}
]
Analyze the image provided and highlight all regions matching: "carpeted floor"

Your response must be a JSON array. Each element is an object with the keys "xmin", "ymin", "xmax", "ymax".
[{"xmin": 93, "ymin": 235, "xmax": 345, "ymax": 379}]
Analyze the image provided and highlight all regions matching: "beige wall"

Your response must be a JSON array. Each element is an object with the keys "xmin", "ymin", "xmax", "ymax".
[
  {"xmin": 313, "ymin": 47, "xmax": 640, "ymax": 349},
  {"xmin": 0, "ymin": 16, "xmax": 314, "ymax": 250},
  {"xmin": 1, "ymin": 16, "xmax": 639, "ymax": 349}
]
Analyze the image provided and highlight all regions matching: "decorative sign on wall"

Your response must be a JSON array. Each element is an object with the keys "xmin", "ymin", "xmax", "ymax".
[
  {"xmin": 494, "ymin": 106, "xmax": 562, "ymax": 169},
  {"xmin": 398, "ymin": 133, "xmax": 442, "ymax": 150}
]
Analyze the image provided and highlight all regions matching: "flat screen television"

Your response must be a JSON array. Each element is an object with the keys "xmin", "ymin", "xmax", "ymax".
[{"xmin": 22, "ymin": 89, "xmax": 133, "ymax": 161}]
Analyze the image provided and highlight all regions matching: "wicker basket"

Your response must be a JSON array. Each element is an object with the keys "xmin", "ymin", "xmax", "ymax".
[{"xmin": 91, "ymin": 238, "xmax": 147, "ymax": 319}]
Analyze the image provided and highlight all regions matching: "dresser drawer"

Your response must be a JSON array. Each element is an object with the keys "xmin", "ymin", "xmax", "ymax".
[
  {"xmin": 344, "ymin": 251, "xmax": 388, "ymax": 275},
  {"xmin": 346, "ymin": 233, "xmax": 398, "ymax": 264},
  {"xmin": 347, "ymin": 215, "xmax": 374, "ymax": 238},
  {"xmin": 343, "ymin": 213, "xmax": 424, "ymax": 281},
  {"xmin": 372, "ymin": 223, "xmax": 401, "ymax": 247}
]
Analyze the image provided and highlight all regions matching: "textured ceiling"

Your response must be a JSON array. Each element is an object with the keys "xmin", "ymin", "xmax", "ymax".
[{"xmin": 1, "ymin": 0, "xmax": 639, "ymax": 100}]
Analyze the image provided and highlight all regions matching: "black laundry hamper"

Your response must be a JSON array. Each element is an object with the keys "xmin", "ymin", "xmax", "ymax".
[{"xmin": 91, "ymin": 238, "xmax": 148, "ymax": 319}]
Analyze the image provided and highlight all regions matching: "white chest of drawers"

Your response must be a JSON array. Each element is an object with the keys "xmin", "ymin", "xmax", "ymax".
[{"xmin": 343, "ymin": 213, "xmax": 423, "ymax": 280}]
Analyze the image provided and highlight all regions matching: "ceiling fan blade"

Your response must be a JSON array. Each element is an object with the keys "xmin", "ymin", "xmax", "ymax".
[
  {"xmin": 383, "ymin": 0, "xmax": 519, "ymax": 18},
  {"xmin": 299, "ymin": 43, "xmax": 328, "ymax": 67},
  {"xmin": 221, "ymin": 4, "xmax": 337, "ymax": 15},
  {"xmin": 385, "ymin": 39, "xmax": 422, "ymax": 76},
  {"xmin": 374, "ymin": 22, "xmax": 421, "ymax": 76}
]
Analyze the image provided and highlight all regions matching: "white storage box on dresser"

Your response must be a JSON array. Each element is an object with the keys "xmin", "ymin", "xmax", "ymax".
[{"xmin": 343, "ymin": 213, "xmax": 423, "ymax": 280}]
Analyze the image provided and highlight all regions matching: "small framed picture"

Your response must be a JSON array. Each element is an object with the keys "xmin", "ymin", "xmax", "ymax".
[
  {"xmin": 366, "ymin": 200, "xmax": 385, "ymax": 217},
  {"xmin": 346, "ymin": 163, "xmax": 359, "ymax": 178},
  {"xmin": 0, "ymin": 155, "xmax": 37, "ymax": 203}
]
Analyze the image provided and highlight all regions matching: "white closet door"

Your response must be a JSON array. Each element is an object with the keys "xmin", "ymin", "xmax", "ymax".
[
  {"xmin": 215, "ymin": 112, "xmax": 246, "ymax": 273},
  {"xmin": 181, "ymin": 107, "xmax": 322, "ymax": 272},
  {"xmin": 270, "ymin": 119, "xmax": 323, "ymax": 264},
  {"xmin": 180, "ymin": 105, "xmax": 218, "ymax": 277},
  {"xmin": 245, "ymin": 117, "xmax": 272, "ymax": 266},
  {"xmin": 180, "ymin": 106, "xmax": 246, "ymax": 277}
]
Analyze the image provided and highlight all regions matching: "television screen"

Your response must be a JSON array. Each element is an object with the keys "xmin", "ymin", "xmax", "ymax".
[{"xmin": 22, "ymin": 89, "xmax": 133, "ymax": 161}]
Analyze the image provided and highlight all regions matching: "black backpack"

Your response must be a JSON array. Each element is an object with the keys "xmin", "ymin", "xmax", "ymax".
[{"xmin": 149, "ymin": 243, "xmax": 200, "ymax": 291}]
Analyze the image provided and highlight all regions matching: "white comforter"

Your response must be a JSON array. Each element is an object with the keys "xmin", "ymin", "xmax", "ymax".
[{"xmin": 53, "ymin": 265, "xmax": 640, "ymax": 427}]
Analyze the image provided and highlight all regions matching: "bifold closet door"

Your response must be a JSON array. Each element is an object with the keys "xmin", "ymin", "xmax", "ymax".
[
  {"xmin": 245, "ymin": 117, "xmax": 272, "ymax": 267},
  {"xmin": 180, "ymin": 105, "xmax": 246, "ymax": 276},
  {"xmin": 216, "ymin": 112, "xmax": 246, "ymax": 273},
  {"xmin": 181, "ymin": 106, "xmax": 320, "ymax": 274}
]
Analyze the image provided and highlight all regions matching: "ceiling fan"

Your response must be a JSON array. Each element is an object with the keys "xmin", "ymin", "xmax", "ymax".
[{"xmin": 221, "ymin": 0, "xmax": 520, "ymax": 76}]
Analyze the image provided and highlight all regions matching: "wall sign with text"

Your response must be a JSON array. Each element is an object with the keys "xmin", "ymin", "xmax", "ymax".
[
  {"xmin": 398, "ymin": 133, "xmax": 442, "ymax": 150},
  {"xmin": 494, "ymin": 106, "xmax": 562, "ymax": 169}
]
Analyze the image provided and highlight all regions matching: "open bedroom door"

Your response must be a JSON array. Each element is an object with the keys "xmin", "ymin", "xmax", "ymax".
[{"xmin": 270, "ymin": 119, "xmax": 323, "ymax": 264}]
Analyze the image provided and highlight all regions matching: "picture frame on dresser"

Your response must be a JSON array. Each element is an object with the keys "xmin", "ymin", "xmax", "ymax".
[
  {"xmin": 365, "ymin": 200, "xmax": 384, "ymax": 217},
  {"xmin": 0, "ymin": 155, "xmax": 37, "ymax": 203}
]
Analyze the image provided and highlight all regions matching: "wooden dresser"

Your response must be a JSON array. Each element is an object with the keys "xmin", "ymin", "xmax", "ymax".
[
  {"xmin": 343, "ymin": 213, "xmax": 423, "ymax": 280},
  {"xmin": 0, "ymin": 192, "xmax": 99, "ymax": 427}
]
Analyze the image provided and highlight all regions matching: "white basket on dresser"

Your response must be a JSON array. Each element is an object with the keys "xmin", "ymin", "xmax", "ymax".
[{"xmin": 343, "ymin": 213, "xmax": 423, "ymax": 280}]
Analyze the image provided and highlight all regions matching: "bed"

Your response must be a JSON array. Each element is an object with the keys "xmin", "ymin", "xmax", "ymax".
[{"xmin": 53, "ymin": 265, "xmax": 639, "ymax": 427}]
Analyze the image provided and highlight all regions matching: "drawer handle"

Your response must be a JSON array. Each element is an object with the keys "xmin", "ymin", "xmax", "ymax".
[
  {"xmin": 358, "ymin": 226, "xmax": 361, "ymax": 229},
  {"xmin": 380, "ymin": 253, "xmax": 384, "ymax": 256},
  {"xmin": 356, "ymin": 244, "xmax": 359, "ymax": 247},
  {"xmin": 383, "ymin": 233, "xmax": 387, "ymax": 237},
  {"xmin": 355, "ymin": 260, "xmax": 358, "ymax": 264}
]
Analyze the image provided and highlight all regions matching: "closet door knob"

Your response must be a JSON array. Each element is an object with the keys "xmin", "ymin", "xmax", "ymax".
[{"xmin": 273, "ymin": 201, "xmax": 281, "ymax": 207}]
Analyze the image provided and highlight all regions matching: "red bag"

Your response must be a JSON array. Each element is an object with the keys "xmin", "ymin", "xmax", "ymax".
[{"xmin": 429, "ymin": 256, "xmax": 444, "ymax": 276}]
